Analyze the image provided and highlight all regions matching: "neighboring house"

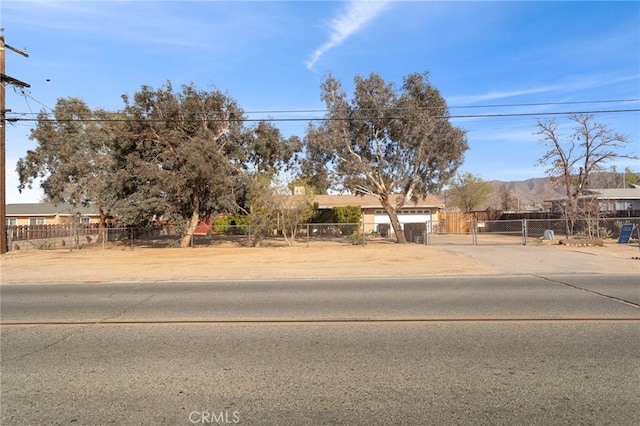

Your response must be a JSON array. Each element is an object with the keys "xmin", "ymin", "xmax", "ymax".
[
  {"xmin": 313, "ymin": 194, "xmax": 444, "ymax": 237},
  {"xmin": 5, "ymin": 203, "xmax": 101, "ymax": 227},
  {"xmin": 546, "ymin": 187, "xmax": 640, "ymax": 215}
]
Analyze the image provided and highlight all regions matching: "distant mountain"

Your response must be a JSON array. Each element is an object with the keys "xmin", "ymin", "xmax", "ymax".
[
  {"xmin": 484, "ymin": 178, "xmax": 564, "ymax": 211},
  {"xmin": 441, "ymin": 171, "xmax": 639, "ymax": 212}
]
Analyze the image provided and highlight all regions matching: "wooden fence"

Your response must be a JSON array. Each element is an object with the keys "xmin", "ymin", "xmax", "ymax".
[
  {"xmin": 8, "ymin": 224, "xmax": 100, "ymax": 241},
  {"xmin": 434, "ymin": 211, "xmax": 498, "ymax": 234}
]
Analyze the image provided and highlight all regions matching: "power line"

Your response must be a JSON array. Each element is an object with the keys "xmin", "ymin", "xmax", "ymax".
[
  {"xmin": 5, "ymin": 98, "xmax": 640, "ymax": 120},
  {"xmin": 5, "ymin": 108, "xmax": 640, "ymax": 123},
  {"xmin": 240, "ymin": 98, "xmax": 640, "ymax": 114},
  {"xmin": 15, "ymin": 87, "xmax": 52, "ymax": 113}
]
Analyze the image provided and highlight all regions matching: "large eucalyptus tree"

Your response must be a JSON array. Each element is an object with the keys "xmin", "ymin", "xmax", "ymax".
[
  {"xmin": 17, "ymin": 97, "xmax": 117, "ymax": 240},
  {"xmin": 113, "ymin": 82, "xmax": 246, "ymax": 247},
  {"xmin": 304, "ymin": 71, "xmax": 468, "ymax": 243},
  {"xmin": 113, "ymin": 82, "xmax": 301, "ymax": 247}
]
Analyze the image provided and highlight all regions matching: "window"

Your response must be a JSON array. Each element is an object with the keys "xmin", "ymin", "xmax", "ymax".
[
  {"xmin": 29, "ymin": 218, "xmax": 45, "ymax": 225},
  {"xmin": 80, "ymin": 217, "xmax": 91, "ymax": 224},
  {"xmin": 6, "ymin": 218, "xmax": 17, "ymax": 226}
]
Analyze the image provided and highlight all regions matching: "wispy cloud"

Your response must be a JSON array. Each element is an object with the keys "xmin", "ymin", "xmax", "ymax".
[
  {"xmin": 448, "ymin": 72, "xmax": 640, "ymax": 106},
  {"xmin": 306, "ymin": 0, "xmax": 391, "ymax": 70},
  {"xmin": 448, "ymin": 86, "xmax": 565, "ymax": 106}
]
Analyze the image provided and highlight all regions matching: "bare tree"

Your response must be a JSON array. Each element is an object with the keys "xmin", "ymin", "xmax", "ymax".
[
  {"xmin": 499, "ymin": 184, "xmax": 516, "ymax": 211},
  {"xmin": 535, "ymin": 113, "xmax": 636, "ymax": 236}
]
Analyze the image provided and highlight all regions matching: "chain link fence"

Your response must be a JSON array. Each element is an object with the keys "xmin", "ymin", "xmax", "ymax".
[
  {"xmin": 7, "ymin": 217, "xmax": 640, "ymax": 251},
  {"xmin": 427, "ymin": 217, "xmax": 640, "ymax": 246}
]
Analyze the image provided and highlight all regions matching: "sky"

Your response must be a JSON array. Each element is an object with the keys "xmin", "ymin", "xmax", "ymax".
[{"xmin": 2, "ymin": 0, "xmax": 639, "ymax": 204}]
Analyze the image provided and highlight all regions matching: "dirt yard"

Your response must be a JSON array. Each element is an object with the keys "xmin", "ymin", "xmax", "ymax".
[{"xmin": 2, "ymin": 237, "xmax": 639, "ymax": 283}]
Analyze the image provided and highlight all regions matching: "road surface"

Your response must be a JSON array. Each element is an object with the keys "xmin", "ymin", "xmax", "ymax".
[{"xmin": 2, "ymin": 275, "xmax": 639, "ymax": 425}]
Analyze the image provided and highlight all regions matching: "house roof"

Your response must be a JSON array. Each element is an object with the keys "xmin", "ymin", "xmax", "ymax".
[
  {"xmin": 585, "ymin": 188, "xmax": 640, "ymax": 199},
  {"xmin": 313, "ymin": 194, "xmax": 444, "ymax": 209},
  {"xmin": 545, "ymin": 188, "xmax": 640, "ymax": 202},
  {"xmin": 6, "ymin": 203, "xmax": 100, "ymax": 216}
]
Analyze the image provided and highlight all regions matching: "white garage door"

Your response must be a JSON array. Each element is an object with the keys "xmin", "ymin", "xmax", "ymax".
[{"xmin": 373, "ymin": 211, "xmax": 432, "ymax": 232}]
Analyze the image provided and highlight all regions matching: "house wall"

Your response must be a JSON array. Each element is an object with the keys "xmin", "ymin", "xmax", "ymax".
[
  {"xmin": 6, "ymin": 216, "xmax": 56, "ymax": 226},
  {"xmin": 599, "ymin": 199, "xmax": 640, "ymax": 212},
  {"xmin": 551, "ymin": 199, "xmax": 640, "ymax": 214},
  {"xmin": 362, "ymin": 207, "xmax": 439, "ymax": 234},
  {"xmin": 6, "ymin": 214, "xmax": 101, "ymax": 226}
]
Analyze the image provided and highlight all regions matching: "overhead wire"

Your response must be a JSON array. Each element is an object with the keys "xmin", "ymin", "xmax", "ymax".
[
  {"xmin": 4, "ymin": 98, "xmax": 639, "ymax": 123},
  {"xmin": 5, "ymin": 109, "xmax": 640, "ymax": 123}
]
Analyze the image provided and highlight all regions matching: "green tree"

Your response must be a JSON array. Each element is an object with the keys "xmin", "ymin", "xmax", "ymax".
[
  {"xmin": 239, "ymin": 121, "xmax": 301, "ymax": 175},
  {"xmin": 447, "ymin": 172, "xmax": 493, "ymax": 212},
  {"xmin": 244, "ymin": 176, "xmax": 314, "ymax": 247},
  {"xmin": 244, "ymin": 174, "xmax": 276, "ymax": 247},
  {"xmin": 304, "ymin": 71, "xmax": 467, "ymax": 243},
  {"xmin": 297, "ymin": 124, "xmax": 334, "ymax": 194},
  {"xmin": 113, "ymin": 82, "xmax": 245, "ymax": 247},
  {"xmin": 274, "ymin": 182, "xmax": 315, "ymax": 247},
  {"xmin": 17, "ymin": 97, "xmax": 116, "ymax": 240},
  {"xmin": 624, "ymin": 167, "xmax": 640, "ymax": 187},
  {"xmin": 231, "ymin": 122, "xmax": 302, "ymax": 220},
  {"xmin": 332, "ymin": 206, "xmax": 361, "ymax": 235}
]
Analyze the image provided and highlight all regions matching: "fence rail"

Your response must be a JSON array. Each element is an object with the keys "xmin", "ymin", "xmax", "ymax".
[
  {"xmin": 5, "ymin": 217, "xmax": 640, "ymax": 251},
  {"xmin": 8, "ymin": 223, "xmax": 100, "ymax": 241}
]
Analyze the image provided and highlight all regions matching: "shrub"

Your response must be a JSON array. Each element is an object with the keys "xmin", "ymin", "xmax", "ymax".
[{"xmin": 332, "ymin": 206, "xmax": 361, "ymax": 235}]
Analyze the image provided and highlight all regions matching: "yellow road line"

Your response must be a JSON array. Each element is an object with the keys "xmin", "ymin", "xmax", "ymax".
[{"xmin": 2, "ymin": 315, "xmax": 640, "ymax": 327}]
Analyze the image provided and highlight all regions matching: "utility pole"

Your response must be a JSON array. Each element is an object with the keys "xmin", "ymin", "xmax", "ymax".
[{"xmin": 1, "ymin": 34, "xmax": 30, "ymax": 254}]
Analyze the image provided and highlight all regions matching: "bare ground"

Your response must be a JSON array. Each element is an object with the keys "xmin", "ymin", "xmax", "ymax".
[{"xmin": 2, "ymin": 236, "xmax": 639, "ymax": 283}]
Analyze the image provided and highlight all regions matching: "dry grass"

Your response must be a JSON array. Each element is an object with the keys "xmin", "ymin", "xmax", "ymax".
[{"xmin": 2, "ymin": 236, "xmax": 638, "ymax": 283}]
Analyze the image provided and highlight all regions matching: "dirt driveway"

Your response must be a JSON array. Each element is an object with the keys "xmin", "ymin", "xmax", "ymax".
[{"xmin": 2, "ymin": 238, "xmax": 639, "ymax": 283}]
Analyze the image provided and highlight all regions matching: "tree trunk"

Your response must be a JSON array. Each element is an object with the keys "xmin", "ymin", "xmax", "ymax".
[
  {"xmin": 181, "ymin": 196, "xmax": 200, "ymax": 248},
  {"xmin": 252, "ymin": 234, "xmax": 263, "ymax": 248},
  {"xmin": 382, "ymin": 201, "xmax": 407, "ymax": 244},
  {"xmin": 566, "ymin": 198, "xmax": 578, "ymax": 237},
  {"xmin": 281, "ymin": 224, "xmax": 297, "ymax": 247},
  {"xmin": 281, "ymin": 229, "xmax": 292, "ymax": 247},
  {"xmin": 97, "ymin": 207, "xmax": 107, "ymax": 243}
]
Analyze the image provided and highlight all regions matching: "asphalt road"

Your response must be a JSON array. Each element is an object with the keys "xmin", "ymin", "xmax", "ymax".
[{"xmin": 2, "ymin": 275, "xmax": 639, "ymax": 425}]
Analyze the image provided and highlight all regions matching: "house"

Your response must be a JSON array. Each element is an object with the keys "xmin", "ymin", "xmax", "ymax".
[
  {"xmin": 592, "ymin": 188, "xmax": 640, "ymax": 213},
  {"xmin": 546, "ymin": 187, "xmax": 640, "ymax": 215},
  {"xmin": 313, "ymin": 193, "xmax": 444, "ymax": 237},
  {"xmin": 6, "ymin": 195, "xmax": 445, "ymax": 234},
  {"xmin": 5, "ymin": 203, "xmax": 101, "ymax": 227}
]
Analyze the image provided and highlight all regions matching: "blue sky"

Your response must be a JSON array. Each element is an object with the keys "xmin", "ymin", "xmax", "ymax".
[{"xmin": 2, "ymin": 0, "xmax": 639, "ymax": 203}]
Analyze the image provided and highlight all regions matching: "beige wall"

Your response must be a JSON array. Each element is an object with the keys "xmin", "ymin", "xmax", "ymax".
[
  {"xmin": 6, "ymin": 215, "xmax": 101, "ymax": 226},
  {"xmin": 362, "ymin": 207, "xmax": 440, "ymax": 234}
]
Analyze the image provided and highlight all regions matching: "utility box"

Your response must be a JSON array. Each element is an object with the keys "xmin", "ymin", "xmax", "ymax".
[{"xmin": 543, "ymin": 230, "xmax": 555, "ymax": 240}]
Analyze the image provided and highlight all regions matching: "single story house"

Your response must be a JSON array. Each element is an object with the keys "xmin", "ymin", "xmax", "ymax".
[
  {"xmin": 6, "ymin": 194, "xmax": 445, "ymax": 236},
  {"xmin": 5, "ymin": 203, "xmax": 101, "ymax": 227},
  {"xmin": 313, "ymin": 193, "xmax": 444, "ymax": 237},
  {"xmin": 546, "ymin": 187, "xmax": 640, "ymax": 215}
]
